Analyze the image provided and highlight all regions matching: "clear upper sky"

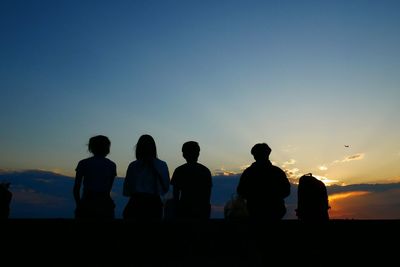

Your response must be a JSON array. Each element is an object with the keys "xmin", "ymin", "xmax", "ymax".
[{"xmin": 1, "ymin": 0, "xmax": 399, "ymax": 184}]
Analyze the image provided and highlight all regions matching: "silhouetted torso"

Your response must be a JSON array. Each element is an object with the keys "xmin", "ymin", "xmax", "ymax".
[
  {"xmin": 237, "ymin": 160, "xmax": 290, "ymax": 220},
  {"xmin": 171, "ymin": 162, "xmax": 212, "ymax": 219},
  {"xmin": 123, "ymin": 159, "xmax": 170, "ymax": 220},
  {"xmin": 75, "ymin": 156, "xmax": 116, "ymax": 219},
  {"xmin": 77, "ymin": 157, "xmax": 116, "ymax": 193}
]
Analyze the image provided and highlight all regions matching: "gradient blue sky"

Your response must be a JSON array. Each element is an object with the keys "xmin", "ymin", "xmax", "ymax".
[{"xmin": 1, "ymin": 0, "xmax": 399, "ymax": 185}]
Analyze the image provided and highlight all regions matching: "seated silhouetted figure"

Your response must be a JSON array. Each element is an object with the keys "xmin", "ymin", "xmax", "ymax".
[
  {"xmin": 296, "ymin": 173, "xmax": 330, "ymax": 222},
  {"xmin": 171, "ymin": 141, "xmax": 212, "ymax": 219},
  {"xmin": 0, "ymin": 182, "xmax": 12, "ymax": 219},
  {"xmin": 237, "ymin": 143, "xmax": 290, "ymax": 220}
]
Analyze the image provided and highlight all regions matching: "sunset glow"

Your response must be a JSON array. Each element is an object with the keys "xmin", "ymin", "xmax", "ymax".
[
  {"xmin": 328, "ymin": 191, "xmax": 371, "ymax": 219},
  {"xmin": 329, "ymin": 191, "xmax": 371, "ymax": 202},
  {"xmin": 0, "ymin": 1, "xmax": 400, "ymax": 219}
]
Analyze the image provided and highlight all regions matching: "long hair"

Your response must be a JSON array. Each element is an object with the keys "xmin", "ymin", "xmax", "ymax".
[{"xmin": 135, "ymin": 134, "xmax": 157, "ymax": 163}]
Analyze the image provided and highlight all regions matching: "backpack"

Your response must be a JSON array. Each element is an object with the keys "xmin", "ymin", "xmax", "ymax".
[
  {"xmin": 296, "ymin": 173, "xmax": 330, "ymax": 221},
  {"xmin": 224, "ymin": 194, "xmax": 249, "ymax": 220}
]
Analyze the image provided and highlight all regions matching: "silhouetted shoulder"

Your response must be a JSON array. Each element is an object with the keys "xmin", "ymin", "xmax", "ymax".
[
  {"xmin": 271, "ymin": 165, "xmax": 286, "ymax": 177},
  {"xmin": 197, "ymin": 163, "xmax": 212, "ymax": 186},
  {"xmin": 153, "ymin": 158, "xmax": 169, "ymax": 175},
  {"xmin": 171, "ymin": 162, "xmax": 212, "ymax": 187},
  {"xmin": 171, "ymin": 164, "xmax": 184, "ymax": 186},
  {"xmin": 105, "ymin": 158, "xmax": 116, "ymax": 167},
  {"xmin": 76, "ymin": 157, "xmax": 116, "ymax": 174},
  {"xmin": 76, "ymin": 157, "xmax": 90, "ymax": 170},
  {"xmin": 196, "ymin": 163, "xmax": 212, "ymax": 175},
  {"xmin": 127, "ymin": 160, "xmax": 147, "ymax": 172},
  {"xmin": 127, "ymin": 160, "xmax": 139, "ymax": 169},
  {"xmin": 154, "ymin": 158, "xmax": 168, "ymax": 167}
]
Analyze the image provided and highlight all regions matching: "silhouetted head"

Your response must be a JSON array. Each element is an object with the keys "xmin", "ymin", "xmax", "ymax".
[
  {"xmin": 136, "ymin": 134, "xmax": 157, "ymax": 161},
  {"xmin": 88, "ymin": 135, "xmax": 111, "ymax": 157},
  {"xmin": 182, "ymin": 141, "xmax": 200, "ymax": 163},
  {"xmin": 251, "ymin": 143, "xmax": 271, "ymax": 161}
]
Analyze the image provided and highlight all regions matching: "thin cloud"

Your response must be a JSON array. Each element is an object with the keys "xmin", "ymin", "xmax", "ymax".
[
  {"xmin": 283, "ymin": 159, "xmax": 296, "ymax": 166},
  {"xmin": 342, "ymin": 153, "xmax": 365, "ymax": 162},
  {"xmin": 318, "ymin": 165, "xmax": 328, "ymax": 171},
  {"xmin": 213, "ymin": 168, "xmax": 238, "ymax": 176},
  {"xmin": 281, "ymin": 145, "xmax": 298, "ymax": 153},
  {"xmin": 282, "ymin": 159, "xmax": 297, "ymax": 171},
  {"xmin": 313, "ymin": 175, "xmax": 339, "ymax": 186},
  {"xmin": 214, "ymin": 165, "xmax": 251, "ymax": 176},
  {"xmin": 331, "ymin": 153, "xmax": 365, "ymax": 165},
  {"xmin": 329, "ymin": 191, "xmax": 370, "ymax": 202},
  {"xmin": 284, "ymin": 167, "xmax": 300, "ymax": 180},
  {"xmin": 386, "ymin": 176, "xmax": 400, "ymax": 183}
]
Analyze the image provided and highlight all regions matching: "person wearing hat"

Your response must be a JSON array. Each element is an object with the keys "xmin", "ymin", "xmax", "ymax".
[{"xmin": 237, "ymin": 143, "xmax": 290, "ymax": 220}]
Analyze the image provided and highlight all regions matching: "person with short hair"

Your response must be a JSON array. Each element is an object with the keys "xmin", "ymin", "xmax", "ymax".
[
  {"xmin": 73, "ymin": 135, "xmax": 117, "ymax": 219},
  {"xmin": 171, "ymin": 141, "xmax": 212, "ymax": 219}
]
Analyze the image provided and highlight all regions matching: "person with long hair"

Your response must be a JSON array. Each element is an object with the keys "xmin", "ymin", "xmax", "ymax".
[{"xmin": 123, "ymin": 134, "xmax": 170, "ymax": 220}]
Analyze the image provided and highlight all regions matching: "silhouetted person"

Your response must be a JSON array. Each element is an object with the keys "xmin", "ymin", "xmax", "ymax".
[
  {"xmin": 171, "ymin": 141, "xmax": 212, "ymax": 219},
  {"xmin": 237, "ymin": 143, "xmax": 290, "ymax": 220},
  {"xmin": 0, "ymin": 182, "xmax": 12, "ymax": 219},
  {"xmin": 123, "ymin": 134, "xmax": 170, "ymax": 220},
  {"xmin": 296, "ymin": 173, "xmax": 330, "ymax": 222},
  {"xmin": 73, "ymin": 135, "xmax": 117, "ymax": 219}
]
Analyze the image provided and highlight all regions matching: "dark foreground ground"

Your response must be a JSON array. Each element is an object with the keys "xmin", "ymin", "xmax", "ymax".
[{"xmin": 2, "ymin": 219, "xmax": 399, "ymax": 266}]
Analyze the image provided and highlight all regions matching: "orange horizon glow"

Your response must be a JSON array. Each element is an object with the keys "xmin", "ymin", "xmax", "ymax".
[
  {"xmin": 328, "ymin": 191, "xmax": 371, "ymax": 219},
  {"xmin": 329, "ymin": 191, "xmax": 371, "ymax": 202}
]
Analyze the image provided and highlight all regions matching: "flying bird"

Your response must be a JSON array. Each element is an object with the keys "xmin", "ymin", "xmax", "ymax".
[{"xmin": 344, "ymin": 145, "xmax": 350, "ymax": 148}]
